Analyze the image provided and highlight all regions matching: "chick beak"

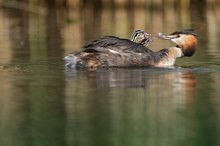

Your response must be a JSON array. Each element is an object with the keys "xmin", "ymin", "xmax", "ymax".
[{"xmin": 143, "ymin": 32, "xmax": 151, "ymax": 38}]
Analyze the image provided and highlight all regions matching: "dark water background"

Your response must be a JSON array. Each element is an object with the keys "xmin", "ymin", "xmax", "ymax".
[{"xmin": 1, "ymin": 0, "xmax": 220, "ymax": 146}]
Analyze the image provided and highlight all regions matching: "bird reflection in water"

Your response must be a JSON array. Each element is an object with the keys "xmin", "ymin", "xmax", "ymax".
[{"xmin": 65, "ymin": 68, "xmax": 196, "ymax": 102}]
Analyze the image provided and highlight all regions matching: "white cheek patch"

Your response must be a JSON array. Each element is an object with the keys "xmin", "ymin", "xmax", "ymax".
[{"xmin": 171, "ymin": 35, "xmax": 188, "ymax": 46}]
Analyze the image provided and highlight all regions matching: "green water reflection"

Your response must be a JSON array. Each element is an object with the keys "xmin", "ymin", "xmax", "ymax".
[
  {"xmin": 0, "ymin": 1, "xmax": 220, "ymax": 146},
  {"xmin": 64, "ymin": 68, "xmax": 220, "ymax": 146},
  {"xmin": 0, "ymin": 63, "xmax": 65, "ymax": 146}
]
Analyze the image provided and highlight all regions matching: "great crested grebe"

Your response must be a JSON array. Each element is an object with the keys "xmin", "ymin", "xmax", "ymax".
[{"xmin": 64, "ymin": 29, "xmax": 198, "ymax": 69}]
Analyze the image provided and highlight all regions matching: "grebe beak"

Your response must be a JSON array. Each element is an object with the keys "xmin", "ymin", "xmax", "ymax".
[{"xmin": 156, "ymin": 33, "xmax": 180, "ymax": 40}]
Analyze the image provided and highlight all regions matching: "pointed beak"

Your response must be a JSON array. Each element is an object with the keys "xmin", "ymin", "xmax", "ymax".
[
  {"xmin": 156, "ymin": 33, "xmax": 180, "ymax": 40},
  {"xmin": 144, "ymin": 32, "xmax": 151, "ymax": 37}
]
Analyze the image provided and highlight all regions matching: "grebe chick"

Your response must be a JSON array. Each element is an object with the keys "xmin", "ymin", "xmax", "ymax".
[
  {"xmin": 64, "ymin": 29, "xmax": 198, "ymax": 69},
  {"xmin": 130, "ymin": 29, "xmax": 153, "ymax": 47}
]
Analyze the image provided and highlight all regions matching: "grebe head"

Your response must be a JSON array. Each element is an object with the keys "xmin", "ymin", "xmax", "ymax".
[{"xmin": 158, "ymin": 29, "xmax": 198, "ymax": 57}]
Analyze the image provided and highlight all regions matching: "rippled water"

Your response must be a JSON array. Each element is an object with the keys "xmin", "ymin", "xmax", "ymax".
[{"xmin": 1, "ymin": 1, "xmax": 220, "ymax": 146}]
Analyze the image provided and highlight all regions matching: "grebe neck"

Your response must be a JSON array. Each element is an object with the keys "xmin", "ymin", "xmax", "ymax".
[{"xmin": 155, "ymin": 47, "xmax": 183, "ymax": 67}]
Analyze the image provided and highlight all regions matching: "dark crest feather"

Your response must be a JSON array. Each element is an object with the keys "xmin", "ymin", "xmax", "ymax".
[{"xmin": 170, "ymin": 29, "xmax": 198, "ymax": 37}]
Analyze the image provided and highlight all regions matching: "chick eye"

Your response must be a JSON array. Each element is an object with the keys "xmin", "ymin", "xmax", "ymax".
[{"xmin": 138, "ymin": 33, "xmax": 144, "ymax": 37}]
